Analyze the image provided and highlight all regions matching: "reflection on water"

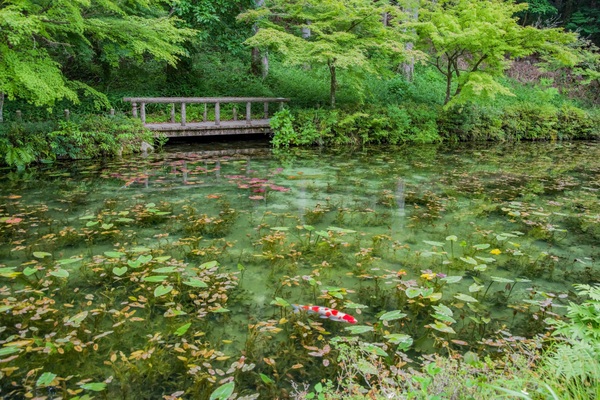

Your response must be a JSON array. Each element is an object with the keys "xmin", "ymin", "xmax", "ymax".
[{"xmin": 0, "ymin": 140, "xmax": 599, "ymax": 397}]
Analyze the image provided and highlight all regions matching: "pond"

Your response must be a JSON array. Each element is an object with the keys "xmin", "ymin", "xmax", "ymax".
[{"xmin": 1, "ymin": 140, "xmax": 599, "ymax": 399}]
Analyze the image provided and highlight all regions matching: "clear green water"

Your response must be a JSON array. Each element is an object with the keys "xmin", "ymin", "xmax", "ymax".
[{"xmin": 0, "ymin": 140, "xmax": 599, "ymax": 398}]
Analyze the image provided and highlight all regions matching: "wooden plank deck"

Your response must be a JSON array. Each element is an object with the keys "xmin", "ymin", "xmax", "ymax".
[
  {"xmin": 123, "ymin": 97, "xmax": 289, "ymax": 138},
  {"xmin": 145, "ymin": 119, "xmax": 272, "ymax": 137}
]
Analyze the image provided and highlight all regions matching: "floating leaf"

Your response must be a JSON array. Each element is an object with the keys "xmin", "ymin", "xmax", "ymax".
[
  {"xmin": 446, "ymin": 235, "xmax": 458, "ymax": 242},
  {"xmin": 104, "ymin": 251, "xmax": 125, "ymax": 258},
  {"xmin": 327, "ymin": 226, "xmax": 356, "ymax": 233},
  {"xmin": 460, "ymin": 256, "xmax": 478, "ymax": 265},
  {"xmin": 344, "ymin": 302, "xmax": 369, "ymax": 309},
  {"xmin": 441, "ymin": 276, "xmax": 463, "ymax": 284},
  {"xmin": 57, "ymin": 258, "xmax": 82, "ymax": 265},
  {"xmin": 344, "ymin": 325, "xmax": 374, "ymax": 335},
  {"xmin": 154, "ymin": 285, "xmax": 173, "ymax": 297},
  {"xmin": 454, "ymin": 293, "xmax": 478, "ymax": 303},
  {"xmin": 81, "ymin": 382, "xmax": 107, "ymax": 391},
  {"xmin": 379, "ymin": 310, "xmax": 407, "ymax": 321},
  {"xmin": 211, "ymin": 307, "xmax": 230, "ymax": 313},
  {"xmin": 153, "ymin": 266, "xmax": 177, "ymax": 273},
  {"xmin": 23, "ymin": 267, "xmax": 38, "ymax": 276},
  {"xmin": 362, "ymin": 343, "xmax": 388, "ymax": 357},
  {"xmin": 405, "ymin": 288, "xmax": 422, "ymax": 298},
  {"xmin": 429, "ymin": 321, "xmax": 456, "ymax": 334},
  {"xmin": 423, "ymin": 240, "xmax": 445, "ymax": 247},
  {"xmin": 50, "ymin": 269, "xmax": 69, "ymax": 278},
  {"xmin": 270, "ymin": 227, "xmax": 289, "ymax": 231},
  {"xmin": 79, "ymin": 214, "xmax": 96, "ymax": 220},
  {"xmin": 144, "ymin": 275, "xmax": 168, "ymax": 283},
  {"xmin": 116, "ymin": 217, "xmax": 134, "ymax": 222},
  {"xmin": 33, "ymin": 252, "xmax": 52, "ymax": 259},
  {"xmin": 432, "ymin": 304, "xmax": 453, "ymax": 316},
  {"xmin": 469, "ymin": 283, "xmax": 484, "ymax": 293},
  {"xmin": 432, "ymin": 313, "xmax": 456, "ymax": 323},
  {"xmin": 138, "ymin": 255, "xmax": 153, "ymax": 264},
  {"xmin": 0, "ymin": 267, "xmax": 19, "ymax": 278},
  {"xmin": 112, "ymin": 267, "xmax": 128, "ymax": 276},
  {"xmin": 67, "ymin": 311, "xmax": 88, "ymax": 327},
  {"xmin": 200, "ymin": 260, "xmax": 218, "ymax": 269},
  {"xmin": 0, "ymin": 346, "xmax": 20, "ymax": 357},
  {"xmin": 209, "ymin": 382, "xmax": 235, "ymax": 400},
  {"xmin": 86, "ymin": 221, "xmax": 99, "ymax": 227},
  {"xmin": 260, "ymin": 373, "xmax": 273, "ymax": 384},
  {"xmin": 174, "ymin": 323, "xmax": 191, "ymax": 336},
  {"xmin": 36, "ymin": 372, "xmax": 57, "ymax": 387},
  {"xmin": 183, "ymin": 278, "xmax": 208, "ymax": 288},
  {"xmin": 473, "ymin": 243, "xmax": 490, "ymax": 250},
  {"xmin": 491, "ymin": 276, "xmax": 514, "ymax": 283},
  {"xmin": 155, "ymin": 256, "xmax": 171, "ymax": 262},
  {"xmin": 101, "ymin": 223, "xmax": 114, "ymax": 230},
  {"xmin": 384, "ymin": 333, "xmax": 413, "ymax": 347},
  {"xmin": 270, "ymin": 297, "xmax": 290, "ymax": 307}
]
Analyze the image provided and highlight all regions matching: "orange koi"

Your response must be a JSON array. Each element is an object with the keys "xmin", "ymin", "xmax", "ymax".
[{"xmin": 292, "ymin": 304, "xmax": 357, "ymax": 324}]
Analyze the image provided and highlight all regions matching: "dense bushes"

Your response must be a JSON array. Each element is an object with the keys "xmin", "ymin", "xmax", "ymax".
[
  {"xmin": 271, "ymin": 100, "xmax": 599, "ymax": 147},
  {"xmin": 0, "ymin": 114, "xmax": 160, "ymax": 170}
]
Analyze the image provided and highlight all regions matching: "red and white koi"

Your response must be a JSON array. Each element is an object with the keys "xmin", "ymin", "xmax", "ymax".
[{"xmin": 292, "ymin": 304, "xmax": 357, "ymax": 324}]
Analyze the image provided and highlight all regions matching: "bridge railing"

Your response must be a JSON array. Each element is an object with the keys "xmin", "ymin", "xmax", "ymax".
[{"xmin": 122, "ymin": 97, "xmax": 290, "ymax": 127}]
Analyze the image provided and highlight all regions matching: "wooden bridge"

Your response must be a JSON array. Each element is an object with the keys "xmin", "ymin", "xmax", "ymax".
[{"xmin": 123, "ymin": 97, "xmax": 290, "ymax": 137}]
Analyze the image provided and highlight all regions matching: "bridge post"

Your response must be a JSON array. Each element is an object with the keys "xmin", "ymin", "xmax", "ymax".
[
  {"xmin": 246, "ymin": 102, "xmax": 252, "ymax": 125},
  {"xmin": 233, "ymin": 106, "xmax": 238, "ymax": 121},
  {"xmin": 140, "ymin": 102, "xmax": 146, "ymax": 124},
  {"xmin": 132, "ymin": 102, "xmax": 138, "ymax": 118},
  {"xmin": 181, "ymin": 103, "xmax": 186, "ymax": 126},
  {"xmin": 215, "ymin": 102, "xmax": 220, "ymax": 126},
  {"xmin": 279, "ymin": 101, "xmax": 285, "ymax": 111},
  {"xmin": 170, "ymin": 104, "xmax": 175, "ymax": 123},
  {"xmin": 203, "ymin": 104, "xmax": 207, "ymax": 122},
  {"xmin": 264, "ymin": 102, "xmax": 269, "ymax": 119}
]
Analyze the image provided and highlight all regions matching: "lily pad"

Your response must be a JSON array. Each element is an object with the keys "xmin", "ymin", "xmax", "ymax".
[
  {"xmin": 183, "ymin": 278, "xmax": 208, "ymax": 288},
  {"xmin": 344, "ymin": 325, "xmax": 374, "ymax": 334},
  {"xmin": 154, "ymin": 285, "xmax": 173, "ymax": 297},
  {"xmin": 210, "ymin": 382, "xmax": 235, "ymax": 400},
  {"xmin": 112, "ymin": 267, "xmax": 128, "ymax": 276}
]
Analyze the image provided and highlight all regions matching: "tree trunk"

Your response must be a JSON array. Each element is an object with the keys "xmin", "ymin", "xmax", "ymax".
[
  {"xmin": 0, "ymin": 92, "xmax": 4, "ymax": 123},
  {"xmin": 328, "ymin": 60, "xmax": 337, "ymax": 108},
  {"xmin": 444, "ymin": 64, "xmax": 453, "ymax": 105},
  {"xmin": 401, "ymin": 2, "xmax": 419, "ymax": 81},
  {"xmin": 251, "ymin": 0, "xmax": 268, "ymax": 78}
]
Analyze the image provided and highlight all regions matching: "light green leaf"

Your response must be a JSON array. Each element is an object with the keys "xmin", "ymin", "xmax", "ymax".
[
  {"xmin": 174, "ymin": 322, "xmax": 191, "ymax": 336},
  {"xmin": 50, "ymin": 269, "xmax": 69, "ymax": 278},
  {"xmin": 80, "ymin": 382, "xmax": 106, "ymax": 391},
  {"xmin": 210, "ymin": 382, "xmax": 235, "ymax": 400},
  {"xmin": 154, "ymin": 285, "xmax": 173, "ymax": 297},
  {"xmin": 143, "ymin": 275, "xmax": 168, "ymax": 282},
  {"xmin": 379, "ymin": 310, "xmax": 407, "ymax": 321},
  {"xmin": 182, "ymin": 278, "xmax": 208, "ymax": 288},
  {"xmin": 454, "ymin": 293, "xmax": 478, "ymax": 303},
  {"xmin": 33, "ymin": 251, "xmax": 52, "ymax": 259},
  {"xmin": 344, "ymin": 325, "xmax": 374, "ymax": 334},
  {"xmin": 112, "ymin": 267, "xmax": 128, "ymax": 276},
  {"xmin": 36, "ymin": 372, "xmax": 57, "ymax": 387}
]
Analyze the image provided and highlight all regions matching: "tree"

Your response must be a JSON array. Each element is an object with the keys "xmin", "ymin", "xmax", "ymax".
[
  {"xmin": 0, "ymin": 0, "xmax": 194, "ymax": 120},
  {"xmin": 240, "ymin": 0, "xmax": 410, "ymax": 108},
  {"xmin": 414, "ymin": 0, "xmax": 579, "ymax": 106}
]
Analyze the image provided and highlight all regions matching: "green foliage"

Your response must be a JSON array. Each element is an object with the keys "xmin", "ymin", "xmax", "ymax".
[
  {"xmin": 0, "ymin": 114, "xmax": 157, "ymax": 169},
  {"xmin": 414, "ymin": 0, "xmax": 579, "ymax": 106},
  {"xmin": 0, "ymin": 0, "xmax": 194, "ymax": 112},
  {"xmin": 241, "ymin": 0, "xmax": 409, "ymax": 108}
]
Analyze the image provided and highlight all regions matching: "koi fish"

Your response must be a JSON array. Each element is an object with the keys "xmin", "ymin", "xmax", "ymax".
[{"xmin": 292, "ymin": 304, "xmax": 357, "ymax": 324}]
